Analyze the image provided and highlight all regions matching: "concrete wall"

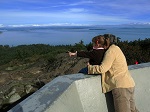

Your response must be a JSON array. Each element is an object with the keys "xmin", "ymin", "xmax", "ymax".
[
  {"xmin": 129, "ymin": 63, "xmax": 150, "ymax": 112},
  {"xmin": 9, "ymin": 62, "xmax": 150, "ymax": 112}
]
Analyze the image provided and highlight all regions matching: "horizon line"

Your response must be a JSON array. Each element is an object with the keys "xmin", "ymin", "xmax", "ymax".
[{"xmin": 1, "ymin": 22, "xmax": 150, "ymax": 28}]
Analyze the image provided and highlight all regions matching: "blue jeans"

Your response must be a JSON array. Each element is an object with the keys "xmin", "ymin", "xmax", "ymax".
[{"xmin": 78, "ymin": 67, "xmax": 88, "ymax": 74}]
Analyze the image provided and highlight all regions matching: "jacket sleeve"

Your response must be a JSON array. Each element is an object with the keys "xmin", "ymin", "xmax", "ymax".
[
  {"xmin": 88, "ymin": 46, "xmax": 116, "ymax": 74},
  {"xmin": 77, "ymin": 51, "xmax": 93, "ymax": 58}
]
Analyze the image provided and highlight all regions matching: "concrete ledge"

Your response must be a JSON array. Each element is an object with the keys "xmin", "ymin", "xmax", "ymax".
[
  {"xmin": 9, "ymin": 62, "xmax": 150, "ymax": 112},
  {"xmin": 129, "ymin": 63, "xmax": 150, "ymax": 112}
]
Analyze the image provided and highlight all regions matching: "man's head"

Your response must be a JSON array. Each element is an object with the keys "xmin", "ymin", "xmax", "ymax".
[{"xmin": 92, "ymin": 35, "xmax": 105, "ymax": 48}]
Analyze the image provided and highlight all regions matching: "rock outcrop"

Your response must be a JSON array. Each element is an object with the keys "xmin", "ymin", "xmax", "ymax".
[{"xmin": 0, "ymin": 53, "xmax": 88, "ymax": 111}]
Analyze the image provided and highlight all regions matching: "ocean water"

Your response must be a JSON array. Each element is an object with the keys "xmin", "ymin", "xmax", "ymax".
[{"xmin": 0, "ymin": 25, "xmax": 150, "ymax": 46}]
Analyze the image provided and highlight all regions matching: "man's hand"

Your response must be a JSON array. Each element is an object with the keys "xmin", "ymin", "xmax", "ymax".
[
  {"xmin": 87, "ymin": 62, "xmax": 90, "ymax": 66},
  {"xmin": 68, "ymin": 51, "xmax": 77, "ymax": 57}
]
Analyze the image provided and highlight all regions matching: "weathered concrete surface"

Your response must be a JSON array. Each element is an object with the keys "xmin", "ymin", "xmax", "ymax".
[
  {"xmin": 9, "ymin": 62, "xmax": 150, "ymax": 112},
  {"xmin": 129, "ymin": 63, "xmax": 150, "ymax": 112}
]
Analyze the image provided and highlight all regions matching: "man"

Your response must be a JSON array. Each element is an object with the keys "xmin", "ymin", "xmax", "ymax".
[
  {"xmin": 88, "ymin": 34, "xmax": 138, "ymax": 112},
  {"xmin": 68, "ymin": 35, "xmax": 105, "ymax": 74}
]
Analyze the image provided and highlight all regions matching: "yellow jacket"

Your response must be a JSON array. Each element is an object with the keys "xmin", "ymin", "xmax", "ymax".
[{"xmin": 88, "ymin": 44, "xmax": 135, "ymax": 93}]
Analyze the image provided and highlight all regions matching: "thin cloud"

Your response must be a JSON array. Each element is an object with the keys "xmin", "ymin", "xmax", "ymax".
[
  {"xmin": 95, "ymin": 0, "xmax": 150, "ymax": 14},
  {"xmin": 0, "ymin": 0, "xmax": 150, "ymax": 25},
  {"xmin": 0, "ymin": 10, "xmax": 134, "ymax": 25},
  {"xmin": 67, "ymin": 8, "xmax": 87, "ymax": 13},
  {"xmin": 68, "ymin": 0, "xmax": 95, "ymax": 6},
  {"xmin": 51, "ymin": 1, "xmax": 95, "ymax": 8}
]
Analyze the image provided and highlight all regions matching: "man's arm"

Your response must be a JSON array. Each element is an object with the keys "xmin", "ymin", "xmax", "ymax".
[
  {"xmin": 68, "ymin": 51, "xmax": 92, "ymax": 58},
  {"xmin": 77, "ymin": 51, "xmax": 94, "ymax": 58}
]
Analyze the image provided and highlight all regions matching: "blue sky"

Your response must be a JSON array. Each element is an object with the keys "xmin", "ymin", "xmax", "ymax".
[{"xmin": 0, "ymin": 0, "xmax": 150, "ymax": 26}]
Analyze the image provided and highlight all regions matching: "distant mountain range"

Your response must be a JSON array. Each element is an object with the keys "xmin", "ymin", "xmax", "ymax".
[{"xmin": 0, "ymin": 23, "xmax": 150, "ymax": 28}]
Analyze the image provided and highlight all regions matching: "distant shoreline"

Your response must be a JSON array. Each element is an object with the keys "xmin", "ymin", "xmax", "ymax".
[
  {"xmin": 0, "ymin": 25, "xmax": 150, "ymax": 46},
  {"xmin": 89, "ymin": 28, "xmax": 106, "ymax": 30}
]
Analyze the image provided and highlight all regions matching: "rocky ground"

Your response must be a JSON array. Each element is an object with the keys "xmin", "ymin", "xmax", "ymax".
[{"xmin": 0, "ymin": 53, "xmax": 88, "ymax": 111}]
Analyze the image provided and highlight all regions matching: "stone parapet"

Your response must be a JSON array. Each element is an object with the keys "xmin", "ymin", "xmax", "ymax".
[{"xmin": 9, "ymin": 62, "xmax": 150, "ymax": 112}]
